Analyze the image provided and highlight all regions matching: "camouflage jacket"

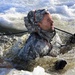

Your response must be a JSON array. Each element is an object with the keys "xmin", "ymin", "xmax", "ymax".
[
  {"xmin": 18, "ymin": 33, "xmax": 53, "ymax": 62},
  {"xmin": 18, "ymin": 30, "xmax": 74, "ymax": 62}
]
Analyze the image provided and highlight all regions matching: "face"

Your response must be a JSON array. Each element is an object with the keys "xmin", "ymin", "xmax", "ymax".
[{"xmin": 38, "ymin": 13, "xmax": 54, "ymax": 31}]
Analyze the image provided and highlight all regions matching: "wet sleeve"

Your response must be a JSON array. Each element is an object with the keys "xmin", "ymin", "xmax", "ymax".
[
  {"xmin": 51, "ymin": 33, "xmax": 63, "ymax": 48},
  {"xmin": 59, "ymin": 33, "xmax": 75, "ymax": 54},
  {"xmin": 18, "ymin": 33, "xmax": 50, "ymax": 61},
  {"xmin": 51, "ymin": 32, "xmax": 75, "ymax": 55},
  {"xmin": 18, "ymin": 34, "xmax": 39, "ymax": 61},
  {"xmin": 57, "ymin": 32, "xmax": 75, "ymax": 54}
]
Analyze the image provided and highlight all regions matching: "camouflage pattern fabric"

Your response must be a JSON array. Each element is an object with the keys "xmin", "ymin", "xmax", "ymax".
[
  {"xmin": 18, "ymin": 33, "xmax": 53, "ymax": 62},
  {"xmin": 24, "ymin": 9, "xmax": 49, "ymax": 33},
  {"xmin": 24, "ymin": 9, "xmax": 56, "ymax": 42}
]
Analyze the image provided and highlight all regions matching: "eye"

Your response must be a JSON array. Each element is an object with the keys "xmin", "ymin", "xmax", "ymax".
[
  {"xmin": 47, "ymin": 18, "xmax": 53, "ymax": 23},
  {"xmin": 47, "ymin": 19, "xmax": 50, "ymax": 22}
]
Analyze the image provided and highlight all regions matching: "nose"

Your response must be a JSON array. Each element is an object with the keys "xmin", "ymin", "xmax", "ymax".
[
  {"xmin": 51, "ymin": 20, "xmax": 53, "ymax": 24},
  {"xmin": 51, "ymin": 20, "xmax": 54, "ymax": 26}
]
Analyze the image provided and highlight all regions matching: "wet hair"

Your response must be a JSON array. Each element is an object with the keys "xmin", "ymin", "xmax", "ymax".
[{"xmin": 24, "ymin": 9, "xmax": 49, "ymax": 33}]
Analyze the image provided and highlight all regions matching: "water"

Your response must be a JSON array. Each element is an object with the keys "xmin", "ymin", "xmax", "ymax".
[
  {"xmin": 0, "ymin": 0, "xmax": 75, "ymax": 32},
  {"xmin": 0, "ymin": 0, "xmax": 75, "ymax": 75},
  {"xmin": 0, "ymin": 32, "xmax": 75, "ymax": 75}
]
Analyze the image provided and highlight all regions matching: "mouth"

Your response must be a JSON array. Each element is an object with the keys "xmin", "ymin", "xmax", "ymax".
[
  {"xmin": 51, "ymin": 23, "xmax": 54, "ymax": 30},
  {"xmin": 51, "ymin": 26, "xmax": 54, "ymax": 30}
]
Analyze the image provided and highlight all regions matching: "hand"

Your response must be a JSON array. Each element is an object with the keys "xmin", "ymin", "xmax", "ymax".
[
  {"xmin": 69, "ymin": 34, "xmax": 75, "ymax": 44},
  {"xmin": 54, "ymin": 60, "xmax": 67, "ymax": 70}
]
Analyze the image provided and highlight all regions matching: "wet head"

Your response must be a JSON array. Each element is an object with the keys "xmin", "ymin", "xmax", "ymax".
[{"xmin": 38, "ymin": 13, "xmax": 54, "ymax": 31}]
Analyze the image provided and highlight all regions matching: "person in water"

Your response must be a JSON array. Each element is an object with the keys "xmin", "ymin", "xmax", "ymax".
[
  {"xmin": 13, "ymin": 9, "xmax": 75, "ymax": 70},
  {"xmin": 18, "ymin": 9, "xmax": 75, "ymax": 60}
]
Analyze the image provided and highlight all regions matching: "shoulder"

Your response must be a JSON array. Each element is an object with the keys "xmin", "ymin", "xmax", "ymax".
[{"xmin": 26, "ymin": 33, "xmax": 42, "ymax": 45}]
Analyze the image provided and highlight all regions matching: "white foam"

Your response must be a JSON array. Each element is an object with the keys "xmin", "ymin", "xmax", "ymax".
[
  {"xmin": 32, "ymin": 66, "xmax": 45, "ymax": 75},
  {"xmin": 0, "ymin": 0, "xmax": 75, "ymax": 30},
  {"xmin": 0, "ymin": 0, "xmax": 75, "ymax": 19},
  {"xmin": 0, "ymin": 17, "xmax": 13, "ymax": 28}
]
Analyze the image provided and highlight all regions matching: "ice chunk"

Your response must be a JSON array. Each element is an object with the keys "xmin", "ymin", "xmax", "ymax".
[{"xmin": 32, "ymin": 66, "xmax": 45, "ymax": 75}]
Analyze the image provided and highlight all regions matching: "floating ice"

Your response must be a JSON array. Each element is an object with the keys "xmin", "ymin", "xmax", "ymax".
[{"xmin": 32, "ymin": 66, "xmax": 45, "ymax": 75}]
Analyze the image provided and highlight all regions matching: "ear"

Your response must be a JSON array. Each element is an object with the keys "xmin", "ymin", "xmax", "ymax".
[{"xmin": 37, "ymin": 22, "xmax": 41, "ymax": 27}]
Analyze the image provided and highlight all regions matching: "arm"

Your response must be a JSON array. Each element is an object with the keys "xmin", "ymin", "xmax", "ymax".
[
  {"xmin": 18, "ymin": 33, "xmax": 51, "ymax": 61},
  {"xmin": 18, "ymin": 33, "xmax": 39, "ymax": 62},
  {"xmin": 60, "ymin": 34, "xmax": 75, "ymax": 54},
  {"xmin": 51, "ymin": 32, "xmax": 75, "ymax": 56}
]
